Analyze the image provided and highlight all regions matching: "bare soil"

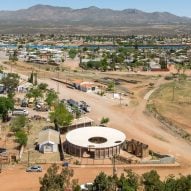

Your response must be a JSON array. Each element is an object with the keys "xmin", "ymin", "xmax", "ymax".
[{"xmin": 0, "ymin": 52, "xmax": 191, "ymax": 190}]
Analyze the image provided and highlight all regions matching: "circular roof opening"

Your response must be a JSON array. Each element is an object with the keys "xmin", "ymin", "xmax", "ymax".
[
  {"xmin": 115, "ymin": 141, "xmax": 122, "ymax": 144},
  {"xmin": 88, "ymin": 137, "xmax": 107, "ymax": 144}
]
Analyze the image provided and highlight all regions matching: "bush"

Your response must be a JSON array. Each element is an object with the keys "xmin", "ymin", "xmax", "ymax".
[
  {"xmin": 68, "ymin": 49, "xmax": 78, "ymax": 59},
  {"xmin": 165, "ymin": 76, "xmax": 173, "ymax": 80},
  {"xmin": 15, "ymin": 130, "xmax": 28, "ymax": 146},
  {"xmin": 100, "ymin": 117, "xmax": 110, "ymax": 125}
]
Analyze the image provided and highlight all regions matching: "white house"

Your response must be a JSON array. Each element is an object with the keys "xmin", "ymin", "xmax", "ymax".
[
  {"xmin": 38, "ymin": 129, "xmax": 60, "ymax": 153},
  {"xmin": 149, "ymin": 61, "xmax": 161, "ymax": 71},
  {"xmin": 73, "ymin": 80, "xmax": 98, "ymax": 93},
  {"xmin": 17, "ymin": 81, "xmax": 33, "ymax": 93},
  {"xmin": 80, "ymin": 82, "xmax": 97, "ymax": 93}
]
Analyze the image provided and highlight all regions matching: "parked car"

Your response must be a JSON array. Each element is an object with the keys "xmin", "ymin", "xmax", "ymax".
[
  {"xmin": 62, "ymin": 162, "xmax": 69, "ymax": 167},
  {"xmin": 67, "ymin": 99, "xmax": 79, "ymax": 108},
  {"xmin": 35, "ymin": 104, "xmax": 48, "ymax": 112},
  {"xmin": 80, "ymin": 183, "xmax": 93, "ymax": 191},
  {"xmin": 79, "ymin": 101, "xmax": 91, "ymax": 112},
  {"xmin": 0, "ymin": 148, "xmax": 7, "ymax": 155},
  {"xmin": 20, "ymin": 98, "xmax": 28, "ymax": 107},
  {"xmin": 12, "ymin": 108, "xmax": 29, "ymax": 116},
  {"xmin": 26, "ymin": 165, "xmax": 42, "ymax": 172},
  {"xmin": 28, "ymin": 97, "xmax": 35, "ymax": 108}
]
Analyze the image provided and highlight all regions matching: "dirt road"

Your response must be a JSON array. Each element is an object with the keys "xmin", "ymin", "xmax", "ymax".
[{"xmin": 0, "ymin": 52, "xmax": 191, "ymax": 190}]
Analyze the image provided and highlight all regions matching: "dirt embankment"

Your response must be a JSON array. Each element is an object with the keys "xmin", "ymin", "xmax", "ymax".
[{"xmin": 147, "ymin": 81, "xmax": 191, "ymax": 143}]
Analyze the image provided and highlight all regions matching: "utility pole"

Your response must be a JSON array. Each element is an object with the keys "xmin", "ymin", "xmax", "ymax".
[
  {"xmin": 119, "ymin": 93, "xmax": 122, "ymax": 106},
  {"xmin": 11, "ymin": 62, "xmax": 13, "ymax": 73},
  {"xmin": 113, "ymin": 80, "xmax": 115, "ymax": 98},
  {"xmin": 27, "ymin": 149, "xmax": 30, "ymax": 167},
  {"xmin": 0, "ymin": 159, "xmax": 2, "ymax": 173},
  {"xmin": 112, "ymin": 154, "xmax": 116, "ymax": 177},
  {"xmin": 172, "ymin": 80, "xmax": 176, "ymax": 102},
  {"xmin": 57, "ymin": 69, "xmax": 60, "ymax": 94}
]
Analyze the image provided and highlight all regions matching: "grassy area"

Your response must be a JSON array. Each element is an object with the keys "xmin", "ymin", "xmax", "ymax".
[{"xmin": 148, "ymin": 80, "xmax": 191, "ymax": 134}]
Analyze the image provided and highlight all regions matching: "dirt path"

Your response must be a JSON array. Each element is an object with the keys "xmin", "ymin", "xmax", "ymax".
[{"xmin": 0, "ymin": 53, "xmax": 191, "ymax": 190}]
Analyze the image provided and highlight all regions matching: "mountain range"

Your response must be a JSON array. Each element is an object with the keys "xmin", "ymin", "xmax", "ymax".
[{"xmin": 0, "ymin": 4, "xmax": 190, "ymax": 34}]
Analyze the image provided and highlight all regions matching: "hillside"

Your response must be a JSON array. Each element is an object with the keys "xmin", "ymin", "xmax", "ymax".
[{"xmin": 0, "ymin": 4, "xmax": 190, "ymax": 34}]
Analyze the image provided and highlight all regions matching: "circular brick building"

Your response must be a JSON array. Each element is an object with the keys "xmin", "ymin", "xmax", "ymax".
[{"xmin": 65, "ymin": 126, "xmax": 126, "ymax": 159}]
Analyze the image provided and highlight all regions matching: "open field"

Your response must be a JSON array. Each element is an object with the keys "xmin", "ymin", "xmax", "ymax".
[{"xmin": 148, "ymin": 81, "xmax": 191, "ymax": 135}]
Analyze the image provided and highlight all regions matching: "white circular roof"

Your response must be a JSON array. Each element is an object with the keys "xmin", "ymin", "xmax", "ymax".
[{"xmin": 66, "ymin": 126, "xmax": 126, "ymax": 149}]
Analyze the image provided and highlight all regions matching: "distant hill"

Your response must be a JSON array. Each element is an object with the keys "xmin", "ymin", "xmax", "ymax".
[{"xmin": 0, "ymin": 4, "xmax": 190, "ymax": 34}]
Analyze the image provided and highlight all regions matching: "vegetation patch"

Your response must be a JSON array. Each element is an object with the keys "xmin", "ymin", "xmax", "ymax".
[{"xmin": 147, "ymin": 81, "xmax": 191, "ymax": 142}]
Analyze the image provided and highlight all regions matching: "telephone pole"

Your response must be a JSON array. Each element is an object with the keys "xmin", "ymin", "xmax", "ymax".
[
  {"xmin": 57, "ymin": 70, "xmax": 60, "ymax": 94},
  {"xmin": 112, "ymin": 154, "xmax": 117, "ymax": 177}
]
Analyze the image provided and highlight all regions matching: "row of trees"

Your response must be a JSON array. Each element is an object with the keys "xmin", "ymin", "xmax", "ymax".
[
  {"xmin": 93, "ymin": 170, "xmax": 191, "ymax": 191},
  {"xmin": 40, "ymin": 165, "xmax": 191, "ymax": 191},
  {"xmin": 0, "ymin": 72, "xmax": 20, "ymax": 122},
  {"xmin": 39, "ymin": 164, "xmax": 80, "ymax": 191},
  {"xmin": 11, "ymin": 115, "xmax": 28, "ymax": 146}
]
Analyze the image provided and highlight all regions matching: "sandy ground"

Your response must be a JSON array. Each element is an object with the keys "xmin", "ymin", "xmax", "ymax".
[
  {"xmin": 62, "ymin": 57, "xmax": 80, "ymax": 70},
  {"xmin": 0, "ymin": 52, "xmax": 191, "ymax": 190},
  {"xmin": 0, "ymin": 164, "xmax": 189, "ymax": 191}
]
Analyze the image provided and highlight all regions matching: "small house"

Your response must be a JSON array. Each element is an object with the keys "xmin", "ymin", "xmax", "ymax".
[
  {"xmin": 17, "ymin": 81, "xmax": 33, "ymax": 93},
  {"xmin": 80, "ymin": 82, "xmax": 97, "ymax": 93},
  {"xmin": 73, "ymin": 80, "xmax": 97, "ymax": 93},
  {"xmin": 38, "ymin": 129, "xmax": 60, "ymax": 153},
  {"xmin": 149, "ymin": 61, "xmax": 161, "ymax": 71}
]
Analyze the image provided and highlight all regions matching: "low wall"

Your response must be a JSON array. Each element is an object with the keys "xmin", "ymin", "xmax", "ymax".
[{"xmin": 141, "ymin": 153, "xmax": 175, "ymax": 164}]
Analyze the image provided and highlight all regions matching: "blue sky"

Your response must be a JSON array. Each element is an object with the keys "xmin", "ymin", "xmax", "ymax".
[{"xmin": 1, "ymin": 0, "xmax": 191, "ymax": 17}]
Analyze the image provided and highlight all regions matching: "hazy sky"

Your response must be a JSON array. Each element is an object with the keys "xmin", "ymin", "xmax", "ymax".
[{"xmin": 1, "ymin": 0, "xmax": 191, "ymax": 17}]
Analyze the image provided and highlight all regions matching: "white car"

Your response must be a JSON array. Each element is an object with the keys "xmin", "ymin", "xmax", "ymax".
[
  {"xmin": 12, "ymin": 108, "xmax": 29, "ymax": 116},
  {"xmin": 26, "ymin": 165, "xmax": 42, "ymax": 172},
  {"xmin": 80, "ymin": 183, "xmax": 93, "ymax": 191}
]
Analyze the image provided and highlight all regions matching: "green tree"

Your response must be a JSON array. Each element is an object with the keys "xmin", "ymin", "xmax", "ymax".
[
  {"xmin": 142, "ymin": 170, "xmax": 164, "ymax": 191},
  {"xmin": 45, "ymin": 89, "xmax": 58, "ymax": 106},
  {"xmin": 118, "ymin": 169, "xmax": 139, "ymax": 191},
  {"xmin": 38, "ymin": 83, "xmax": 48, "ymax": 91},
  {"xmin": 15, "ymin": 130, "xmax": 28, "ymax": 146},
  {"xmin": 100, "ymin": 117, "xmax": 110, "ymax": 126},
  {"xmin": 1, "ymin": 73, "xmax": 20, "ymax": 98},
  {"xmin": 68, "ymin": 49, "xmax": 78, "ymax": 59},
  {"xmin": 93, "ymin": 172, "xmax": 109, "ymax": 191},
  {"xmin": 9, "ymin": 50, "xmax": 18, "ymax": 72},
  {"xmin": 28, "ymin": 71, "xmax": 34, "ymax": 84},
  {"xmin": 107, "ymin": 175, "xmax": 118, "ymax": 191},
  {"xmin": 26, "ymin": 87, "xmax": 43, "ymax": 101},
  {"xmin": 72, "ymin": 106, "xmax": 82, "ymax": 119},
  {"xmin": 39, "ymin": 164, "xmax": 79, "ymax": 191},
  {"xmin": 159, "ymin": 57, "xmax": 167, "ymax": 70},
  {"xmin": 164, "ymin": 174, "xmax": 191, "ymax": 191},
  {"xmin": 107, "ymin": 82, "xmax": 115, "ymax": 92},
  {"xmin": 11, "ymin": 115, "xmax": 27, "ymax": 132},
  {"xmin": 49, "ymin": 103, "xmax": 73, "ymax": 130},
  {"xmin": 34, "ymin": 72, "xmax": 38, "ymax": 85},
  {"xmin": 0, "ymin": 97, "xmax": 14, "ymax": 122},
  {"xmin": 164, "ymin": 175, "xmax": 177, "ymax": 191}
]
